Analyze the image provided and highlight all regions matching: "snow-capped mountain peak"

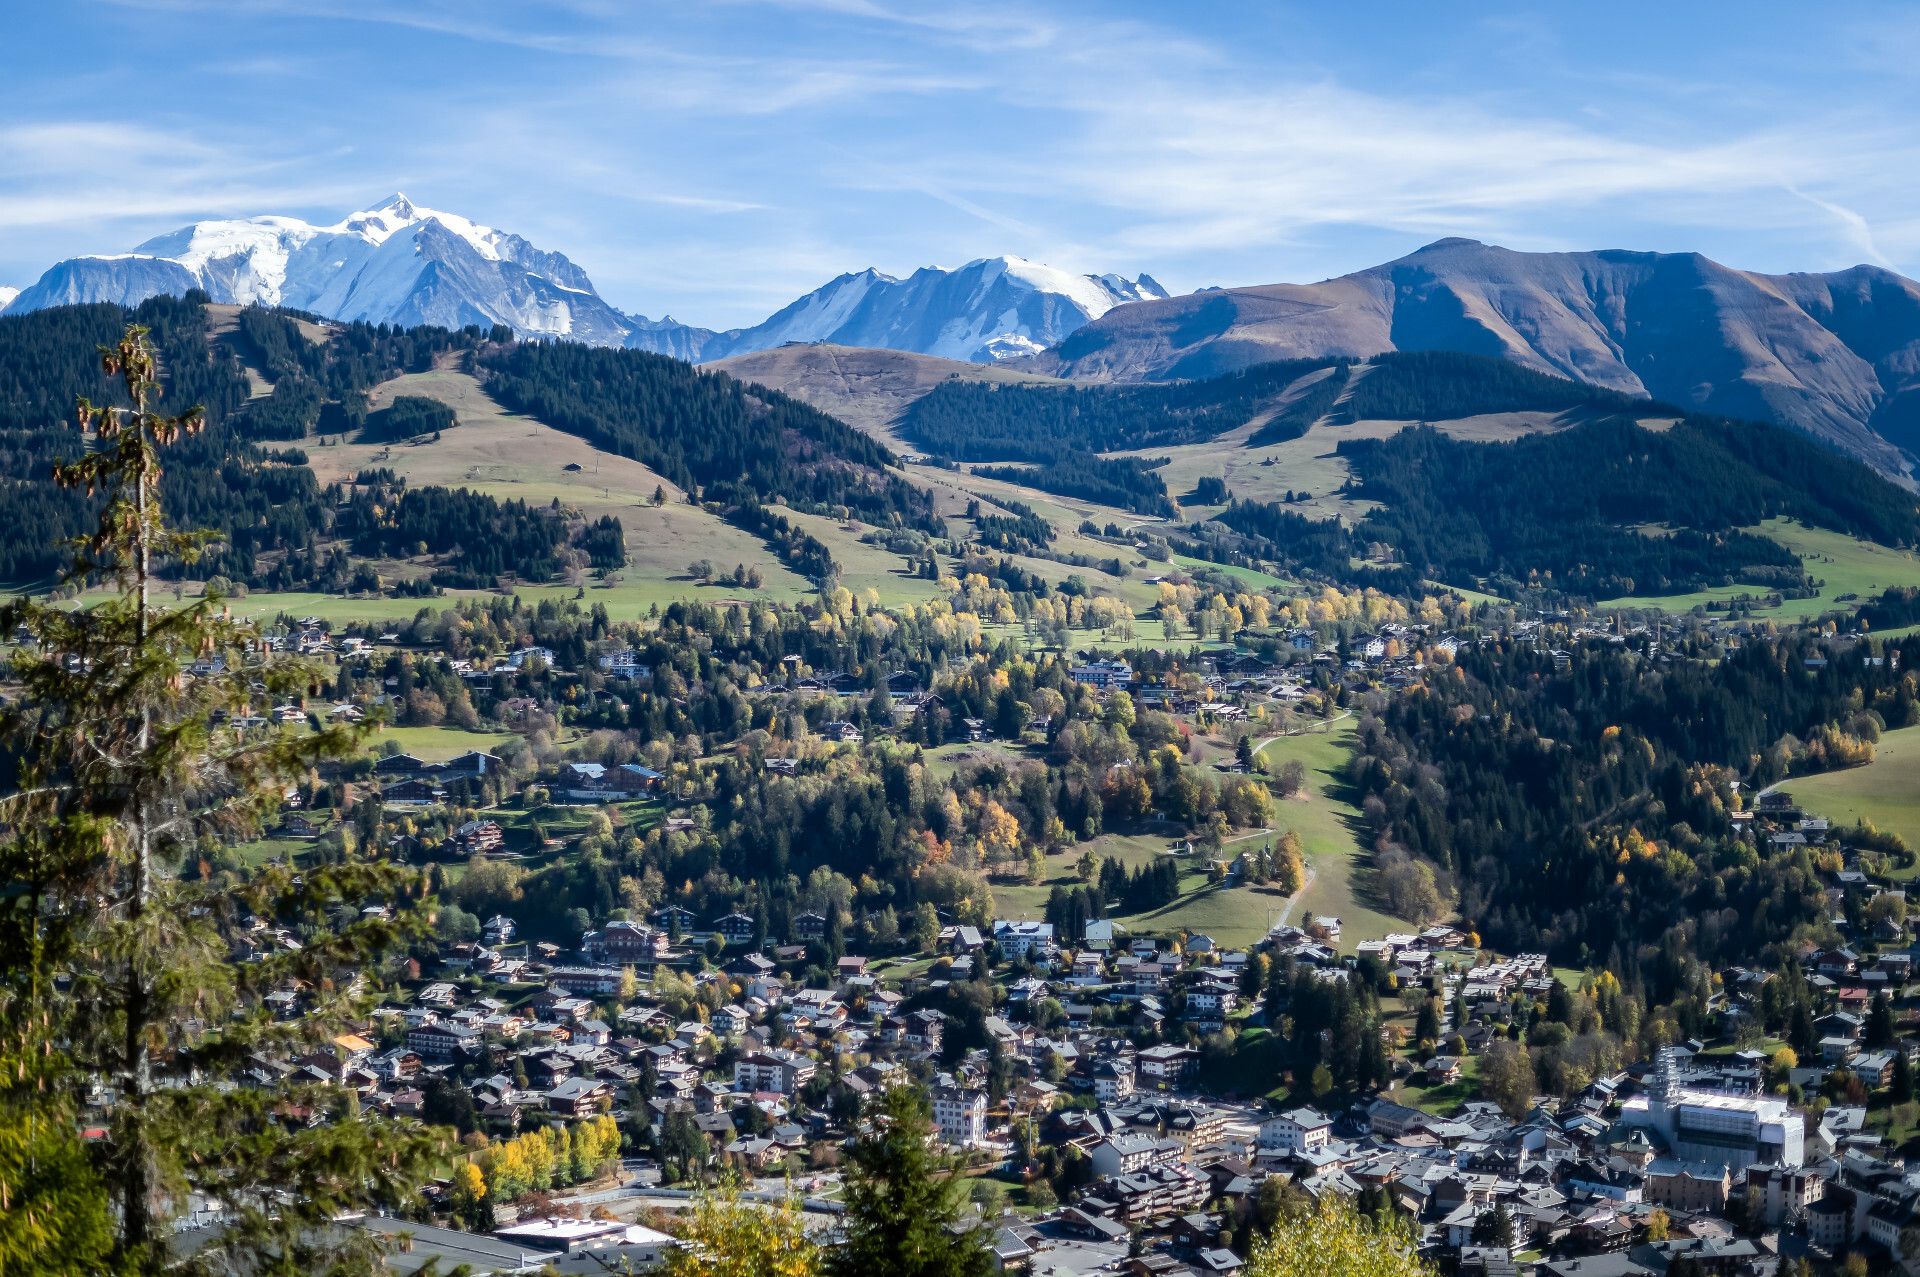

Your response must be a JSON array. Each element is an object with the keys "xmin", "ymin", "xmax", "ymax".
[
  {"xmin": 7, "ymin": 199, "xmax": 1169, "ymax": 365},
  {"xmin": 666, "ymin": 254, "xmax": 1171, "ymax": 364},
  {"xmin": 327, "ymin": 193, "xmax": 507, "ymax": 261},
  {"xmin": 0, "ymin": 285, "xmax": 18, "ymax": 314},
  {"xmin": 8, "ymin": 195, "xmax": 634, "ymax": 344}
]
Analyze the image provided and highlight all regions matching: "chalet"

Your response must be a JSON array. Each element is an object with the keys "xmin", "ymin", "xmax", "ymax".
[
  {"xmin": 278, "ymin": 812, "xmax": 320, "ymax": 839},
  {"xmin": 1091, "ymin": 1058, "xmax": 1136, "ymax": 1102},
  {"xmin": 452, "ymin": 819, "xmax": 505, "ymax": 856},
  {"xmin": 381, "ymin": 777, "xmax": 445, "ymax": 807},
  {"xmin": 1136, "ymin": 1043, "xmax": 1200, "ymax": 1089},
  {"xmin": 547, "ymin": 967, "xmax": 623, "ymax": 997},
  {"xmin": 561, "ymin": 761, "xmax": 666, "ymax": 801},
  {"xmin": 545, "ymin": 1076, "xmax": 613, "ymax": 1119},
  {"xmin": 713, "ymin": 912, "xmax": 756, "ymax": 946},
  {"xmin": 441, "ymin": 750, "xmax": 503, "ymax": 779},
  {"xmin": 652, "ymin": 904, "xmax": 698, "ymax": 933},
  {"xmin": 586, "ymin": 920, "xmax": 669, "ymax": 966},
  {"xmin": 406, "ymin": 1022, "xmax": 480, "ymax": 1060}
]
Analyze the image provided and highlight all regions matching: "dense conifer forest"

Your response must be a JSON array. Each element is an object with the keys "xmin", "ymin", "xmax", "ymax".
[
  {"xmin": 1337, "ymin": 350, "xmax": 1651, "ymax": 421},
  {"xmin": 974, "ymin": 451, "xmax": 1176, "ymax": 517},
  {"xmin": 1337, "ymin": 416, "xmax": 1920, "ymax": 595},
  {"xmin": 900, "ymin": 357, "xmax": 1343, "ymax": 461},
  {"xmin": 0, "ymin": 295, "xmax": 324, "ymax": 584}
]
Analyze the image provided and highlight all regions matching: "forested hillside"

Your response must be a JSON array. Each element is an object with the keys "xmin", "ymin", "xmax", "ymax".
[
  {"xmin": 1355, "ymin": 631, "xmax": 1920, "ymax": 985},
  {"xmin": 480, "ymin": 341, "xmax": 936, "ymax": 537},
  {"xmin": 1339, "ymin": 350, "xmax": 1651, "ymax": 421},
  {"xmin": 900, "ymin": 357, "xmax": 1343, "ymax": 461},
  {"xmin": 1339, "ymin": 415, "xmax": 1920, "ymax": 596},
  {"xmin": 0, "ymin": 295, "xmax": 322, "ymax": 584}
]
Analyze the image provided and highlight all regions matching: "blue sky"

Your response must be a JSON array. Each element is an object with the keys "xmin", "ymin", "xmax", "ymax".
[{"xmin": 5, "ymin": 0, "xmax": 1920, "ymax": 327}]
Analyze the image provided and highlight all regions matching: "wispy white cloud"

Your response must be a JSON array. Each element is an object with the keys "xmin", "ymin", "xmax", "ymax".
[{"xmin": 20, "ymin": 0, "xmax": 1920, "ymax": 320}]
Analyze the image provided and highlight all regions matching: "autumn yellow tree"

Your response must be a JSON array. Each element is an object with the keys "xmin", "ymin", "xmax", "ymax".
[
  {"xmin": 1245, "ymin": 1196, "xmax": 1431, "ymax": 1277},
  {"xmin": 450, "ymin": 1161, "xmax": 491, "ymax": 1232},
  {"xmin": 666, "ymin": 1180, "xmax": 821, "ymax": 1277}
]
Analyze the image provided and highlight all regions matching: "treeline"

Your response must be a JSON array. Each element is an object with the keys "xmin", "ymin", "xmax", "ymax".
[
  {"xmin": 1338, "ymin": 414, "xmax": 1920, "ymax": 596},
  {"xmin": 974, "ymin": 451, "xmax": 1175, "ymax": 518},
  {"xmin": 901, "ymin": 358, "xmax": 1344, "ymax": 461},
  {"xmin": 1211, "ymin": 500, "xmax": 1355, "ymax": 577},
  {"xmin": 730, "ymin": 502, "xmax": 836, "ymax": 582},
  {"xmin": 1248, "ymin": 364, "xmax": 1351, "ymax": 445},
  {"xmin": 1041, "ymin": 857, "xmax": 1183, "ymax": 939},
  {"xmin": 1860, "ymin": 587, "xmax": 1920, "ymax": 631},
  {"xmin": 480, "ymin": 340, "xmax": 938, "ymax": 534},
  {"xmin": 361, "ymin": 394, "xmax": 456, "ymax": 443},
  {"xmin": 1341, "ymin": 350, "xmax": 1650, "ymax": 421},
  {"xmin": 233, "ymin": 305, "xmax": 472, "ymax": 437},
  {"xmin": 970, "ymin": 500, "xmax": 1055, "ymax": 556},
  {"xmin": 334, "ymin": 478, "xmax": 609, "ymax": 587}
]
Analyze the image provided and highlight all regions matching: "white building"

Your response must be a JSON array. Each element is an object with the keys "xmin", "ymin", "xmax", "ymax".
[
  {"xmin": 1620, "ymin": 1049, "xmax": 1804, "ymax": 1170},
  {"xmin": 933, "ymin": 1083, "xmax": 988, "ymax": 1148},
  {"xmin": 993, "ymin": 920, "xmax": 1056, "ymax": 960},
  {"xmin": 732, "ymin": 1051, "xmax": 816, "ymax": 1095},
  {"xmin": 1259, "ymin": 1106, "xmax": 1332, "ymax": 1158},
  {"xmin": 1070, "ymin": 658, "xmax": 1133, "ymax": 690}
]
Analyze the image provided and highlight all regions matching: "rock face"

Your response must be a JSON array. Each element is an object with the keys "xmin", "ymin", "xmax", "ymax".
[
  {"xmin": 707, "ymin": 342, "xmax": 1060, "ymax": 440},
  {"xmin": 1022, "ymin": 238, "xmax": 1920, "ymax": 470}
]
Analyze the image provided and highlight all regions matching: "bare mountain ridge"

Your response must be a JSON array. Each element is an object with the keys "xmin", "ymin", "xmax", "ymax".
[
  {"xmin": 706, "ymin": 343, "xmax": 1061, "ymax": 442},
  {"xmin": 1020, "ymin": 238, "xmax": 1920, "ymax": 472}
]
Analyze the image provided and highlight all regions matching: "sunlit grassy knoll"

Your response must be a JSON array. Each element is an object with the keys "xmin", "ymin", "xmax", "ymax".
[
  {"xmin": 1258, "ymin": 725, "xmax": 1413, "ymax": 949},
  {"xmin": 367, "ymin": 724, "xmax": 519, "ymax": 762},
  {"xmin": 1787, "ymin": 724, "xmax": 1920, "ymax": 865},
  {"xmin": 990, "ymin": 829, "xmax": 1282, "ymax": 947},
  {"xmin": 306, "ymin": 368, "xmax": 815, "ymax": 607},
  {"xmin": 1170, "ymin": 555, "xmax": 1298, "ymax": 594},
  {"xmin": 1598, "ymin": 519, "xmax": 1920, "ymax": 619}
]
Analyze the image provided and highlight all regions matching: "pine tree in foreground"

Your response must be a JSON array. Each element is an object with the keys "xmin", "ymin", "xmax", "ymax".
[
  {"xmin": 832, "ymin": 1086, "xmax": 991, "ymax": 1277},
  {"xmin": 0, "ymin": 324, "xmax": 450, "ymax": 1275}
]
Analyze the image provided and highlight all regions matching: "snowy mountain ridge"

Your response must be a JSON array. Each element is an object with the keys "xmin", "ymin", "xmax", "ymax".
[
  {"xmin": 4, "ymin": 198, "xmax": 1167, "ymax": 365},
  {"xmin": 647, "ymin": 255, "xmax": 1168, "ymax": 363},
  {"xmin": 7, "ymin": 195, "xmax": 635, "ymax": 344}
]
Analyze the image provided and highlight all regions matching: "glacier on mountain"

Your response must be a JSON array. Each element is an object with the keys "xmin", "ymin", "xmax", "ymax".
[
  {"xmin": 8, "ymin": 197, "xmax": 1167, "ymax": 364},
  {"xmin": 6, "ymin": 195, "xmax": 634, "ymax": 344}
]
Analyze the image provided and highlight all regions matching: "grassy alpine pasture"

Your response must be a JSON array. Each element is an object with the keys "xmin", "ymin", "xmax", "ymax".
[
  {"xmin": 1785, "ymin": 724, "xmax": 1920, "ymax": 862},
  {"xmin": 1597, "ymin": 519, "xmax": 1920, "ymax": 619},
  {"xmin": 1112, "ymin": 406, "xmax": 1611, "ymax": 528},
  {"xmin": 1257, "ymin": 723, "xmax": 1413, "ymax": 948},
  {"xmin": 305, "ymin": 368, "xmax": 817, "ymax": 607},
  {"xmin": 366, "ymin": 724, "xmax": 520, "ymax": 762}
]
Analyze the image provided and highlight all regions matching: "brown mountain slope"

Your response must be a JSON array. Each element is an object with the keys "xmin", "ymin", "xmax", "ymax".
[
  {"xmin": 707, "ymin": 342, "xmax": 1060, "ymax": 442},
  {"xmin": 1021, "ymin": 238, "xmax": 1920, "ymax": 472}
]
